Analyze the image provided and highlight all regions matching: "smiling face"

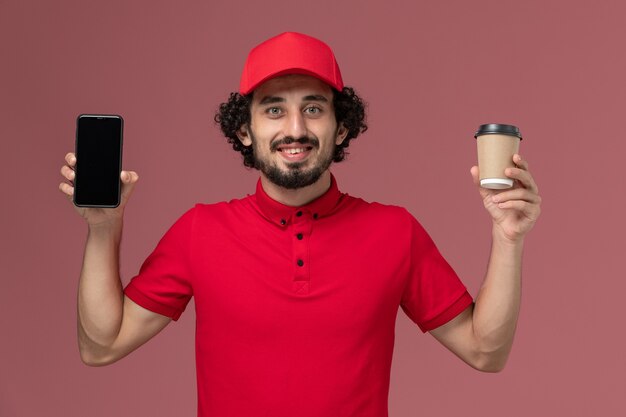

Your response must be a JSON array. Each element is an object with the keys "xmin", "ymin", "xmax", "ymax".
[{"xmin": 236, "ymin": 75, "xmax": 348, "ymax": 189}]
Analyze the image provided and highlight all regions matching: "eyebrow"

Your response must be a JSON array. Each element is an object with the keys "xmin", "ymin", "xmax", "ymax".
[
  {"xmin": 258, "ymin": 94, "xmax": 329, "ymax": 105},
  {"xmin": 303, "ymin": 94, "xmax": 329, "ymax": 103},
  {"xmin": 259, "ymin": 96, "xmax": 285, "ymax": 105}
]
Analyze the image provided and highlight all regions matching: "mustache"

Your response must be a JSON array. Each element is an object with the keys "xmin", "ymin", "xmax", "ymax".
[{"xmin": 270, "ymin": 136, "xmax": 319, "ymax": 152}]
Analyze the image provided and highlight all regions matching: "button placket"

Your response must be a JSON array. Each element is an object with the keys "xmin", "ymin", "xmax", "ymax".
[{"xmin": 291, "ymin": 209, "xmax": 313, "ymax": 294}]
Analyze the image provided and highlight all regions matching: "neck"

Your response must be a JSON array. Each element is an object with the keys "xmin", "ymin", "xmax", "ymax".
[{"xmin": 260, "ymin": 170, "xmax": 332, "ymax": 207}]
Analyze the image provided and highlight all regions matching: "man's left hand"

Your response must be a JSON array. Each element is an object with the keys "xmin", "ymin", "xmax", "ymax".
[{"xmin": 470, "ymin": 154, "xmax": 542, "ymax": 243}]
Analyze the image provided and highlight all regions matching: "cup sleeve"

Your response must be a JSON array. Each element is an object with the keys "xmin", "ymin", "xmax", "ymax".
[
  {"xmin": 400, "ymin": 214, "xmax": 474, "ymax": 333},
  {"xmin": 123, "ymin": 207, "xmax": 196, "ymax": 321}
]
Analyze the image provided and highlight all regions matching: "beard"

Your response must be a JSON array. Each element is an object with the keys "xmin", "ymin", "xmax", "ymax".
[{"xmin": 250, "ymin": 131, "xmax": 335, "ymax": 190}]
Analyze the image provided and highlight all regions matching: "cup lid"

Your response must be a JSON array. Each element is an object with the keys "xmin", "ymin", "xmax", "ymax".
[{"xmin": 474, "ymin": 123, "xmax": 522, "ymax": 139}]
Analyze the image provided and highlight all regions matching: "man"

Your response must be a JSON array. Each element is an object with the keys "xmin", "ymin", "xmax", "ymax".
[{"xmin": 59, "ymin": 32, "xmax": 541, "ymax": 416}]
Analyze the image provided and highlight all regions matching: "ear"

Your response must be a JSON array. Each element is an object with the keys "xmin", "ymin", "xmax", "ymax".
[
  {"xmin": 236, "ymin": 124, "xmax": 252, "ymax": 147},
  {"xmin": 335, "ymin": 123, "xmax": 349, "ymax": 146}
]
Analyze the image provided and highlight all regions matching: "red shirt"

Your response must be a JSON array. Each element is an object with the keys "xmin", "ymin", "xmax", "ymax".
[{"xmin": 124, "ymin": 175, "xmax": 473, "ymax": 417}]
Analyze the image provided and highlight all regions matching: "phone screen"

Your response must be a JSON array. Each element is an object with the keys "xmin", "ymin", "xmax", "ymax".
[{"xmin": 74, "ymin": 114, "xmax": 123, "ymax": 207}]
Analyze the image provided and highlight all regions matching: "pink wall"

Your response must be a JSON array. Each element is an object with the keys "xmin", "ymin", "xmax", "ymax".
[{"xmin": 1, "ymin": 0, "xmax": 624, "ymax": 415}]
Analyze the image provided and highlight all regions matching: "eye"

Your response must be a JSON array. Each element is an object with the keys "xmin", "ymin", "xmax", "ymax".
[
  {"xmin": 266, "ymin": 107, "xmax": 282, "ymax": 116},
  {"xmin": 304, "ymin": 106, "xmax": 322, "ymax": 115}
]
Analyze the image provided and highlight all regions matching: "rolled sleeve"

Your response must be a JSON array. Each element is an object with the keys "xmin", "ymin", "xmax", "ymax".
[
  {"xmin": 124, "ymin": 207, "xmax": 196, "ymax": 321},
  {"xmin": 400, "ymin": 214, "xmax": 473, "ymax": 332}
]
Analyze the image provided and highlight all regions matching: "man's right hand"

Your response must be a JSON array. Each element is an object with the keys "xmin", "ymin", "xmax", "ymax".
[{"xmin": 58, "ymin": 152, "xmax": 139, "ymax": 227}]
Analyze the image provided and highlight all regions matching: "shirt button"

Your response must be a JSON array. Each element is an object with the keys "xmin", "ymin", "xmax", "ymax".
[
  {"xmin": 313, "ymin": 213, "xmax": 318, "ymax": 219},
  {"xmin": 297, "ymin": 259, "xmax": 304, "ymax": 267},
  {"xmin": 280, "ymin": 219, "xmax": 286, "ymax": 225},
  {"xmin": 296, "ymin": 211, "xmax": 303, "ymax": 217},
  {"xmin": 296, "ymin": 233, "xmax": 303, "ymax": 240}
]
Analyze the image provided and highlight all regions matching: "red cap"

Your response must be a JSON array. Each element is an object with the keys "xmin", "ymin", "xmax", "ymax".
[{"xmin": 239, "ymin": 32, "xmax": 344, "ymax": 95}]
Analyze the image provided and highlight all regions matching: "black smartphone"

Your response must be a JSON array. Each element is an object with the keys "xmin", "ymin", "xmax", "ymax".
[{"xmin": 74, "ymin": 114, "xmax": 124, "ymax": 207}]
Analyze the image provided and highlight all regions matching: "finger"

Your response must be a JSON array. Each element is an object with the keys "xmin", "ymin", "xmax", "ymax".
[
  {"xmin": 513, "ymin": 154, "xmax": 529, "ymax": 170},
  {"xmin": 60, "ymin": 165, "xmax": 75, "ymax": 183},
  {"xmin": 470, "ymin": 166, "xmax": 480, "ymax": 186},
  {"xmin": 120, "ymin": 171, "xmax": 139, "ymax": 200},
  {"xmin": 505, "ymin": 167, "xmax": 539, "ymax": 193},
  {"xmin": 470, "ymin": 166, "xmax": 494, "ymax": 198},
  {"xmin": 58, "ymin": 182, "xmax": 74, "ymax": 197},
  {"xmin": 495, "ymin": 199, "xmax": 541, "ymax": 219},
  {"xmin": 65, "ymin": 152, "xmax": 76, "ymax": 167},
  {"xmin": 121, "ymin": 170, "xmax": 139, "ymax": 184},
  {"xmin": 492, "ymin": 188, "xmax": 541, "ymax": 205}
]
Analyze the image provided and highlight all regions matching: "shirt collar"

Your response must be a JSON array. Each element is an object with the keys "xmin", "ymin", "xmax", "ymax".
[{"xmin": 253, "ymin": 173, "xmax": 343, "ymax": 226}]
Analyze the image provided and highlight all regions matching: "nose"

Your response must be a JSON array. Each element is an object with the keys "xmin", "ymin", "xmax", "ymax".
[{"xmin": 283, "ymin": 109, "xmax": 307, "ymax": 139}]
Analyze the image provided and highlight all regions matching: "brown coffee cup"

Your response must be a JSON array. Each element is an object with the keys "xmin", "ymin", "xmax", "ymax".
[{"xmin": 474, "ymin": 124, "xmax": 522, "ymax": 189}]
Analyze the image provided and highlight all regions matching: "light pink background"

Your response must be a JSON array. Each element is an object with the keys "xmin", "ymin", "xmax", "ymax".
[{"xmin": 1, "ymin": 0, "xmax": 624, "ymax": 416}]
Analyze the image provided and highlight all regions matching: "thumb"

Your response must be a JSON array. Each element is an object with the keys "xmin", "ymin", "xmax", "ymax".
[
  {"xmin": 120, "ymin": 170, "xmax": 139, "ymax": 201},
  {"xmin": 470, "ymin": 165, "xmax": 492, "ymax": 199},
  {"xmin": 470, "ymin": 166, "xmax": 480, "ymax": 186}
]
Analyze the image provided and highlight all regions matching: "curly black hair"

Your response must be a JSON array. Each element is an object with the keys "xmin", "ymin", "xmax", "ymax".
[{"xmin": 214, "ymin": 87, "xmax": 368, "ymax": 168}]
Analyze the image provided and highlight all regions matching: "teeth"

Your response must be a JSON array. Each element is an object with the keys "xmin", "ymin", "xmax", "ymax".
[{"xmin": 283, "ymin": 148, "xmax": 306, "ymax": 154}]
